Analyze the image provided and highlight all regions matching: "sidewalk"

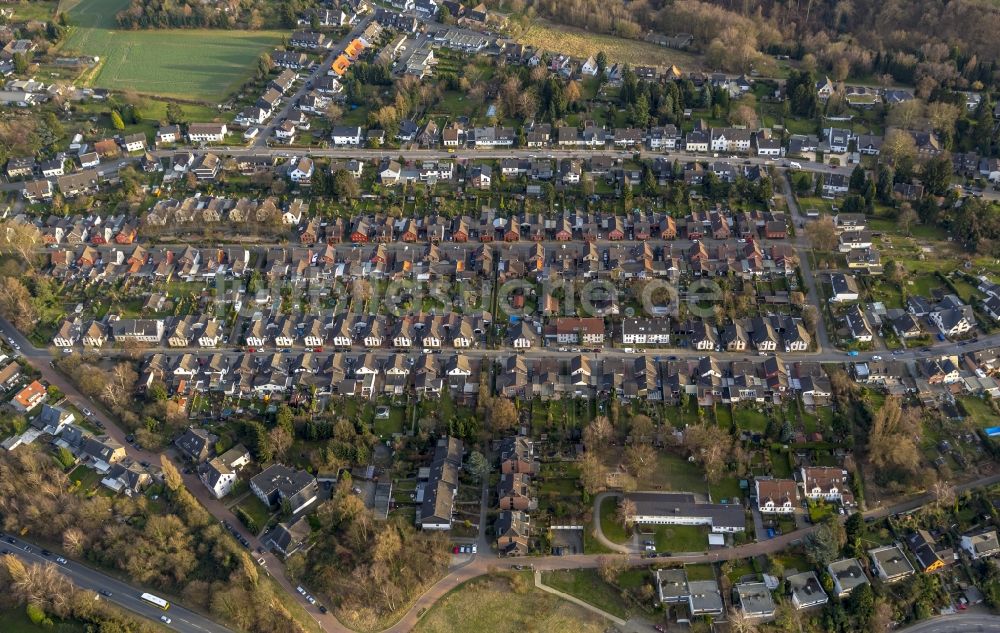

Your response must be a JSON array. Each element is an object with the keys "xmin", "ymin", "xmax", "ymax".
[{"xmin": 533, "ymin": 570, "xmax": 626, "ymax": 627}]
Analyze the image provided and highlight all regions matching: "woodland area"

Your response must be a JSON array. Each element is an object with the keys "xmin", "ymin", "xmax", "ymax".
[
  {"xmin": 0, "ymin": 555, "xmax": 159, "ymax": 633},
  {"xmin": 114, "ymin": 0, "xmax": 318, "ymax": 29},
  {"xmin": 499, "ymin": 0, "xmax": 999, "ymax": 90},
  {"xmin": 0, "ymin": 447, "xmax": 312, "ymax": 633},
  {"xmin": 286, "ymin": 480, "xmax": 452, "ymax": 633}
]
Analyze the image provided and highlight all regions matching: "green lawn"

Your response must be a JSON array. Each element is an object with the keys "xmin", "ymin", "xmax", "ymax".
[
  {"xmin": 0, "ymin": 609, "xmax": 86, "ymax": 633},
  {"xmin": 234, "ymin": 496, "xmax": 272, "ymax": 533},
  {"xmin": 959, "ymin": 396, "xmax": 1000, "ymax": 429},
  {"xmin": 684, "ymin": 564, "xmax": 716, "ymax": 581},
  {"xmin": 599, "ymin": 496, "xmax": 629, "ymax": 543},
  {"xmin": 373, "ymin": 405, "xmax": 405, "ymax": 437},
  {"xmin": 733, "ymin": 407, "xmax": 770, "ymax": 432},
  {"xmin": 652, "ymin": 524, "xmax": 708, "ymax": 553},
  {"xmin": 709, "ymin": 477, "xmax": 743, "ymax": 504},
  {"xmin": 542, "ymin": 570, "xmax": 641, "ymax": 620},
  {"xmin": 807, "ymin": 500, "xmax": 836, "ymax": 523},
  {"xmin": 415, "ymin": 574, "xmax": 606, "ymax": 633},
  {"xmin": 61, "ymin": 0, "xmax": 283, "ymax": 102},
  {"xmin": 638, "ymin": 452, "xmax": 708, "ymax": 492},
  {"xmin": 68, "ymin": 464, "xmax": 102, "ymax": 492}
]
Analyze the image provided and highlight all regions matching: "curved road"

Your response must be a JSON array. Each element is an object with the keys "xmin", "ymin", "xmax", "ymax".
[
  {"xmin": 898, "ymin": 614, "xmax": 1000, "ymax": 633},
  {"xmin": 4, "ymin": 316, "xmax": 1000, "ymax": 632}
]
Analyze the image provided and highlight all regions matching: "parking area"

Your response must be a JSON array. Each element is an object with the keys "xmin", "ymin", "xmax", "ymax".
[{"xmin": 550, "ymin": 527, "xmax": 583, "ymax": 555}]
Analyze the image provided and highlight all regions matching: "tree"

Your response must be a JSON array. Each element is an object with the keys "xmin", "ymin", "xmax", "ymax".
[
  {"xmin": 727, "ymin": 606, "xmax": 759, "ymax": 633},
  {"xmin": 882, "ymin": 129, "xmax": 917, "ymax": 164},
  {"xmin": 595, "ymin": 51, "xmax": 608, "ymax": 78},
  {"xmin": 486, "ymin": 398, "xmax": 518, "ymax": 432},
  {"xmin": 615, "ymin": 497, "xmax": 636, "ymax": 528},
  {"xmin": 849, "ymin": 165, "xmax": 867, "ymax": 193},
  {"xmin": 565, "ymin": 80, "xmax": 582, "ymax": 104},
  {"xmin": 0, "ymin": 220, "xmax": 40, "ymax": 267},
  {"xmin": 584, "ymin": 416, "xmax": 613, "ymax": 447},
  {"xmin": 578, "ymin": 451, "xmax": 607, "ymax": 494},
  {"xmin": 624, "ymin": 444, "xmax": 656, "ymax": 480},
  {"xmin": 165, "ymin": 102, "xmax": 185, "ymax": 125},
  {"xmin": 804, "ymin": 216, "xmax": 839, "ymax": 251},
  {"xmin": 268, "ymin": 426, "xmax": 292, "ymax": 460},
  {"xmin": 921, "ymin": 155, "xmax": 952, "ymax": 196},
  {"xmin": 597, "ymin": 555, "xmax": 628, "ymax": 583},
  {"xmin": 888, "ymin": 99, "xmax": 924, "ymax": 129},
  {"xmin": 898, "ymin": 203, "xmax": 919, "ymax": 236},
  {"xmin": 867, "ymin": 396, "xmax": 921, "ymax": 477},
  {"xmin": 466, "ymin": 451, "xmax": 489, "ymax": 480},
  {"xmin": 161, "ymin": 455, "xmax": 183, "ymax": 492},
  {"xmin": 110, "ymin": 110, "xmax": 125, "ymax": 131},
  {"xmin": 332, "ymin": 169, "xmax": 360, "ymax": 199},
  {"xmin": 683, "ymin": 422, "xmax": 733, "ymax": 483},
  {"xmin": 805, "ymin": 520, "xmax": 843, "ymax": 567},
  {"xmin": 0, "ymin": 276, "xmax": 36, "ymax": 331},
  {"xmin": 927, "ymin": 101, "xmax": 961, "ymax": 136},
  {"xmin": 629, "ymin": 414, "xmax": 654, "ymax": 441}
]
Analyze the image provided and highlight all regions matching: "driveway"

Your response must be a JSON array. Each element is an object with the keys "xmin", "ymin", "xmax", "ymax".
[{"xmin": 591, "ymin": 492, "xmax": 633, "ymax": 554}]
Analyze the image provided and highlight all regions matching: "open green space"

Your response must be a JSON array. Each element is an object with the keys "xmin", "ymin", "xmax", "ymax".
[
  {"xmin": 61, "ymin": 0, "xmax": 283, "ymax": 102},
  {"xmin": 637, "ymin": 452, "xmax": 708, "ymax": 492},
  {"xmin": 515, "ymin": 20, "xmax": 700, "ymax": 70},
  {"xmin": 733, "ymin": 407, "xmax": 770, "ymax": 432},
  {"xmin": 598, "ymin": 496, "xmax": 629, "ymax": 543},
  {"xmin": 652, "ymin": 524, "xmax": 709, "ymax": 553},
  {"xmin": 541, "ymin": 569, "xmax": 638, "ymax": 620},
  {"xmin": 415, "ymin": 574, "xmax": 606, "ymax": 633},
  {"xmin": 959, "ymin": 396, "xmax": 1000, "ymax": 429}
]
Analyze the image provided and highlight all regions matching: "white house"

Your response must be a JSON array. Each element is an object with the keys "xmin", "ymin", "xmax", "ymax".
[
  {"xmin": 288, "ymin": 157, "xmax": 314, "ymax": 183},
  {"xmin": 187, "ymin": 123, "xmax": 227, "ymax": 143},
  {"xmin": 755, "ymin": 478, "xmax": 798, "ymax": 514},
  {"xmin": 960, "ymin": 530, "xmax": 1000, "ymax": 560},
  {"xmin": 331, "ymin": 126, "xmax": 362, "ymax": 146}
]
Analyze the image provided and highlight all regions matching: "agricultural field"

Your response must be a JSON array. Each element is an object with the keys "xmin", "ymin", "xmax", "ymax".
[
  {"xmin": 414, "ymin": 574, "xmax": 606, "ymax": 633},
  {"xmin": 515, "ymin": 21, "xmax": 700, "ymax": 70},
  {"xmin": 60, "ymin": 0, "xmax": 283, "ymax": 102}
]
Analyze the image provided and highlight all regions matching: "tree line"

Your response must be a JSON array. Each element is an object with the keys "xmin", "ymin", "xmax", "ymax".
[{"xmin": 0, "ymin": 447, "xmax": 312, "ymax": 632}]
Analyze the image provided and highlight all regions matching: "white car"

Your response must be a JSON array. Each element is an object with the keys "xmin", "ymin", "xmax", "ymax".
[
  {"xmin": 296, "ymin": 586, "xmax": 306, "ymax": 595},
  {"xmin": 160, "ymin": 615, "xmax": 171, "ymax": 624},
  {"xmin": 56, "ymin": 557, "xmax": 67, "ymax": 565}
]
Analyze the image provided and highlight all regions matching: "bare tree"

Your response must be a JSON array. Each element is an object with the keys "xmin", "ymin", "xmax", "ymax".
[
  {"xmin": 0, "ymin": 220, "xmax": 40, "ymax": 268},
  {"xmin": 624, "ymin": 444, "xmax": 657, "ymax": 480},
  {"xmin": 615, "ymin": 497, "xmax": 637, "ymax": 529},
  {"xmin": 583, "ymin": 415, "xmax": 613, "ymax": 447},
  {"xmin": 727, "ymin": 606, "xmax": 760, "ymax": 633},
  {"xmin": 578, "ymin": 451, "xmax": 607, "ymax": 494},
  {"xmin": 804, "ymin": 216, "xmax": 838, "ymax": 251},
  {"xmin": 597, "ymin": 554, "xmax": 628, "ymax": 583}
]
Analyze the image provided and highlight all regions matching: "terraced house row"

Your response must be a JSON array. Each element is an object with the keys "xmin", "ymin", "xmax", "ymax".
[
  {"xmin": 46, "ymin": 229, "xmax": 801, "ymax": 291},
  {"xmin": 298, "ymin": 207, "xmax": 788, "ymax": 245},
  {"xmin": 134, "ymin": 351, "xmax": 827, "ymax": 403}
]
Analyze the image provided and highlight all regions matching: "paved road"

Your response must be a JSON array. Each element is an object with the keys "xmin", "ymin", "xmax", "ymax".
[
  {"xmin": 6, "ymin": 314, "xmax": 1000, "ymax": 633},
  {"xmin": 1, "ymin": 535, "xmax": 232, "ymax": 633},
  {"xmin": 0, "ymin": 317, "xmax": 345, "ymax": 633},
  {"xmin": 254, "ymin": 16, "xmax": 374, "ymax": 148},
  {"xmin": 898, "ymin": 614, "xmax": 1000, "ymax": 633}
]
